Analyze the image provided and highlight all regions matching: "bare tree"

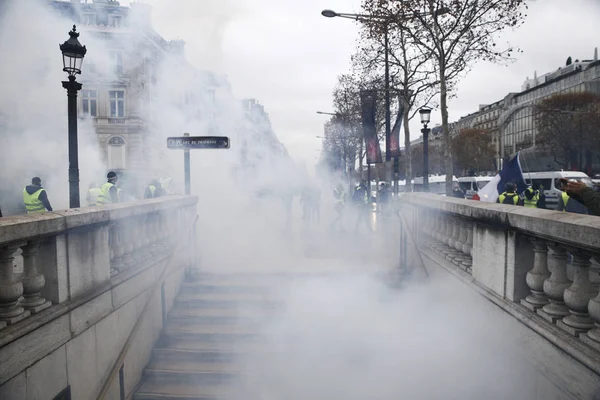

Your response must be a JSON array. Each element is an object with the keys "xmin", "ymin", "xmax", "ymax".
[
  {"xmin": 535, "ymin": 92, "xmax": 600, "ymax": 171},
  {"xmin": 352, "ymin": 20, "xmax": 438, "ymax": 190},
  {"xmin": 362, "ymin": 0, "xmax": 528, "ymax": 194}
]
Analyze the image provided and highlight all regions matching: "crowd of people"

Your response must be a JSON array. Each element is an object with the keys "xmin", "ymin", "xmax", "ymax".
[
  {"xmin": 496, "ymin": 180, "xmax": 600, "ymax": 216},
  {"xmin": 1, "ymin": 172, "xmax": 174, "ymax": 217}
]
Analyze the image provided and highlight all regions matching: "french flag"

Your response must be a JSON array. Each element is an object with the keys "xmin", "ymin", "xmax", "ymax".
[{"xmin": 473, "ymin": 153, "xmax": 527, "ymax": 202}]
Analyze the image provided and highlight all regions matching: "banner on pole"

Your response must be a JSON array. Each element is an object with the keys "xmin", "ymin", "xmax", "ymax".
[
  {"xmin": 360, "ymin": 90, "xmax": 383, "ymax": 164},
  {"xmin": 389, "ymin": 102, "xmax": 405, "ymax": 158}
]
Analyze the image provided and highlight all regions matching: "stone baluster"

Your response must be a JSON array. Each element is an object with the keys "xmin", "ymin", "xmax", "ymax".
[
  {"xmin": 108, "ymin": 223, "xmax": 117, "ymax": 276},
  {"xmin": 461, "ymin": 221, "xmax": 474, "ymax": 271},
  {"xmin": 112, "ymin": 222, "xmax": 126, "ymax": 271},
  {"xmin": 455, "ymin": 220, "xmax": 468, "ymax": 252},
  {"xmin": 447, "ymin": 217, "xmax": 457, "ymax": 248},
  {"xmin": 538, "ymin": 244, "xmax": 571, "ymax": 323},
  {"xmin": 590, "ymin": 256, "xmax": 600, "ymax": 290},
  {"xmin": 20, "ymin": 240, "xmax": 51, "ymax": 313},
  {"xmin": 452, "ymin": 222, "xmax": 468, "ymax": 266},
  {"xmin": 143, "ymin": 213, "xmax": 154, "ymax": 253},
  {"xmin": 121, "ymin": 218, "xmax": 136, "ymax": 268},
  {"xmin": 433, "ymin": 217, "xmax": 443, "ymax": 251},
  {"xmin": 0, "ymin": 243, "xmax": 29, "ymax": 325},
  {"xmin": 558, "ymin": 250, "xmax": 598, "ymax": 336},
  {"xmin": 435, "ymin": 216, "xmax": 443, "ymax": 243},
  {"xmin": 583, "ymin": 266, "xmax": 600, "ymax": 350},
  {"xmin": 521, "ymin": 238, "xmax": 551, "ymax": 311},
  {"xmin": 134, "ymin": 215, "xmax": 146, "ymax": 262}
]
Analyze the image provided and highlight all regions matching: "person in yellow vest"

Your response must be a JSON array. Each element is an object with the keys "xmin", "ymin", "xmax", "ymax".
[
  {"xmin": 144, "ymin": 179, "xmax": 165, "ymax": 199},
  {"xmin": 523, "ymin": 186, "xmax": 540, "ymax": 208},
  {"xmin": 496, "ymin": 182, "xmax": 523, "ymax": 206},
  {"xmin": 97, "ymin": 172, "xmax": 119, "ymax": 205},
  {"xmin": 23, "ymin": 177, "xmax": 53, "ymax": 214},
  {"xmin": 86, "ymin": 183, "xmax": 101, "ymax": 206}
]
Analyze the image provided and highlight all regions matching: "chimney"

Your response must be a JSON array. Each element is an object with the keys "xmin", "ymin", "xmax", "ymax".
[{"xmin": 595, "ymin": 47, "xmax": 598, "ymax": 61}]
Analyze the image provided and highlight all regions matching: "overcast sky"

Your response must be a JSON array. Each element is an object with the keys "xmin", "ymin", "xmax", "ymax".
[{"xmin": 133, "ymin": 0, "xmax": 600, "ymax": 170}]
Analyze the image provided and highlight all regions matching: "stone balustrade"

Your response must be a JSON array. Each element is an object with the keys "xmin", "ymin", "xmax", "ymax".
[
  {"xmin": 401, "ymin": 193, "xmax": 600, "ymax": 377},
  {"xmin": 0, "ymin": 195, "xmax": 197, "ymax": 332}
]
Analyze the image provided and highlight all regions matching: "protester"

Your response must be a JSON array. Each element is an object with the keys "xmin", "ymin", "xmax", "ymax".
[{"xmin": 562, "ymin": 180, "xmax": 600, "ymax": 216}]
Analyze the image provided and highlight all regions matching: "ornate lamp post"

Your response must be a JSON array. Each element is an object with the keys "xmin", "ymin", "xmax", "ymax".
[
  {"xmin": 60, "ymin": 25, "xmax": 87, "ymax": 208},
  {"xmin": 419, "ymin": 107, "xmax": 432, "ymax": 192}
]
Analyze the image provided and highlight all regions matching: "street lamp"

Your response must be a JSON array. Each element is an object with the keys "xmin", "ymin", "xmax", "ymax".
[
  {"xmin": 60, "ymin": 25, "xmax": 87, "ymax": 209},
  {"xmin": 321, "ymin": 10, "xmax": 393, "ymax": 186},
  {"xmin": 419, "ymin": 107, "xmax": 432, "ymax": 192}
]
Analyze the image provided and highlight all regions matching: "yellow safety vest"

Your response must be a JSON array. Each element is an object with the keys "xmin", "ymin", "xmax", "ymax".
[
  {"xmin": 523, "ymin": 190, "xmax": 540, "ymax": 208},
  {"xmin": 149, "ymin": 185, "xmax": 156, "ymax": 198},
  {"xmin": 561, "ymin": 192, "xmax": 569, "ymax": 211},
  {"xmin": 498, "ymin": 192, "xmax": 519, "ymax": 205},
  {"xmin": 97, "ymin": 182, "xmax": 115, "ymax": 205},
  {"xmin": 87, "ymin": 188, "xmax": 101, "ymax": 206},
  {"xmin": 23, "ymin": 188, "xmax": 46, "ymax": 214}
]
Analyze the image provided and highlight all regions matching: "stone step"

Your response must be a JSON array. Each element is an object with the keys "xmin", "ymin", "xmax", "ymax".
[
  {"xmin": 152, "ymin": 348, "xmax": 244, "ymax": 363},
  {"xmin": 156, "ymin": 336, "xmax": 267, "ymax": 353},
  {"xmin": 174, "ymin": 292, "xmax": 280, "ymax": 309},
  {"xmin": 143, "ymin": 363, "xmax": 242, "ymax": 384},
  {"xmin": 179, "ymin": 282, "xmax": 275, "ymax": 295},
  {"xmin": 134, "ymin": 380, "xmax": 235, "ymax": 400},
  {"xmin": 162, "ymin": 324, "xmax": 265, "ymax": 342},
  {"xmin": 167, "ymin": 307, "xmax": 275, "ymax": 325}
]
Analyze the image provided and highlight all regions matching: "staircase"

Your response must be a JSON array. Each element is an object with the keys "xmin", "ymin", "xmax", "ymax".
[{"xmin": 134, "ymin": 271, "xmax": 295, "ymax": 400}]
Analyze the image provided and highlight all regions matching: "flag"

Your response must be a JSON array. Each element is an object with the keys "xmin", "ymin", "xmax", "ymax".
[
  {"xmin": 360, "ymin": 90, "xmax": 383, "ymax": 164},
  {"xmin": 475, "ymin": 153, "xmax": 527, "ymax": 203},
  {"xmin": 389, "ymin": 103, "xmax": 405, "ymax": 158}
]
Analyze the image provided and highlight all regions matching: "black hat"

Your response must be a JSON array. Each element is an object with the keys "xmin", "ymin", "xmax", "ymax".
[
  {"xmin": 505, "ymin": 182, "xmax": 516, "ymax": 192},
  {"xmin": 107, "ymin": 171, "xmax": 117, "ymax": 179}
]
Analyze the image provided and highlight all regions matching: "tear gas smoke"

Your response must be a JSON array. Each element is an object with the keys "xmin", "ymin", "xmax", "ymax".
[{"xmin": 1, "ymin": 2, "xmax": 540, "ymax": 398}]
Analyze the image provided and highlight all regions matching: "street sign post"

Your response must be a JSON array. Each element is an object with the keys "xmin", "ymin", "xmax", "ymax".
[{"xmin": 167, "ymin": 134, "xmax": 230, "ymax": 195}]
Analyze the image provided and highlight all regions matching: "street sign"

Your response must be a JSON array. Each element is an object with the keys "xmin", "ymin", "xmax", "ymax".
[{"xmin": 167, "ymin": 136, "xmax": 230, "ymax": 150}]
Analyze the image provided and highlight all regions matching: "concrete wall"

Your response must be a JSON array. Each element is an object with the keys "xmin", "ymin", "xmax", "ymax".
[{"xmin": 0, "ymin": 196, "xmax": 198, "ymax": 400}]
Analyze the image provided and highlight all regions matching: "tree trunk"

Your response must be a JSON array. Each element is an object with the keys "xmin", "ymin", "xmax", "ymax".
[
  {"xmin": 359, "ymin": 139, "xmax": 364, "ymax": 179},
  {"xmin": 403, "ymin": 106, "xmax": 412, "ymax": 192},
  {"xmin": 440, "ymin": 70, "xmax": 453, "ymax": 195}
]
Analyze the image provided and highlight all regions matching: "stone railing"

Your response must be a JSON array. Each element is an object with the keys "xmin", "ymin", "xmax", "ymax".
[
  {"xmin": 0, "ymin": 195, "xmax": 197, "ymax": 331},
  {"xmin": 400, "ymin": 193, "xmax": 600, "ymax": 391}
]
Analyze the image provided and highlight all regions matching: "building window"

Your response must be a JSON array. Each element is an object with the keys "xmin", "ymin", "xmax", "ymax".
[
  {"xmin": 109, "ymin": 15, "xmax": 123, "ymax": 27},
  {"xmin": 108, "ymin": 136, "xmax": 126, "ymax": 170},
  {"xmin": 81, "ymin": 90, "xmax": 97, "ymax": 117},
  {"xmin": 110, "ymin": 52, "xmax": 123, "ymax": 75},
  {"xmin": 109, "ymin": 90, "xmax": 125, "ymax": 118},
  {"xmin": 82, "ymin": 13, "xmax": 96, "ymax": 25}
]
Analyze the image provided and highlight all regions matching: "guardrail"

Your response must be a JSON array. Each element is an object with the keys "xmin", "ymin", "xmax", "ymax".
[
  {"xmin": 0, "ymin": 195, "xmax": 197, "ymax": 332},
  {"xmin": 401, "ymin": 194, "xmax": 600, "ymax": 370}
]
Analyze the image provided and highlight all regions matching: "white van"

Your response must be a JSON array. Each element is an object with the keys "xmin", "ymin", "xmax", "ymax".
[
  {"xmin": 414, "ymin": 175, "xmax": 458, "ymax": 195},
  {"xmin": 458, "ymin": 176, "xmax": 493, "ymax": 200},
  {"xmin": 522, "ymin": 171, "xmax": 593, "ymax": 210}
]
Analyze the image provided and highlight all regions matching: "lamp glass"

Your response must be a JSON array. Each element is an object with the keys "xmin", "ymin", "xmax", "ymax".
[
  {"xmin": 321, "ymin": 9, "xmax": 337, "ymax": 18},
  {"xmin": 419, "ymin": 108, "xmax": 432, "ymax": 125}
]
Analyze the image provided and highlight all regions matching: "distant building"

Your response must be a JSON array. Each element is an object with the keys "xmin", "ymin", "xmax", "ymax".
[
  {"xmin": 48, "ymin": 0, "xmax": 287, "ymax": 195},
  {"xmin": 444, "ymin": 47, "xmax": 600, "ymax": 170}
]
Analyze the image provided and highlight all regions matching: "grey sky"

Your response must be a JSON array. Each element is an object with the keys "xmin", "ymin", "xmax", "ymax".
[{"xmin": 134, "ymin": 0, "xmax": 599, "ymax": 170}]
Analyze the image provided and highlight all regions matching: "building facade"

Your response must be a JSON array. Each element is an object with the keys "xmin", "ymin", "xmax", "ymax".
[
  {"xmin": 443, "ymin": 48, "xmax": 600, "ymax": 171},
  {"xmin": 49, "ymin": 0, "xmax": 288, "ymax": 197}
]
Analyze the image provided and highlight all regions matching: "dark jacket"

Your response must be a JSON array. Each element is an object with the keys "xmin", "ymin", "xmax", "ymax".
[
  {"xmin": 575, "ymin": 187, "xmax": 600, "ymax": 216},
  {"xmin": 25, "ymin": 185, "xmax": 52, "ymax": 211}
]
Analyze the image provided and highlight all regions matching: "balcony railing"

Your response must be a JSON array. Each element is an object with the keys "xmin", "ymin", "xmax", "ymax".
[
  {"xmin": 401, "ymin": 193, "xmax": 600, "ymax": 377},
  {"xmin": 0, "ymin": 196, "xmax": 197, "ymax": 333}
]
